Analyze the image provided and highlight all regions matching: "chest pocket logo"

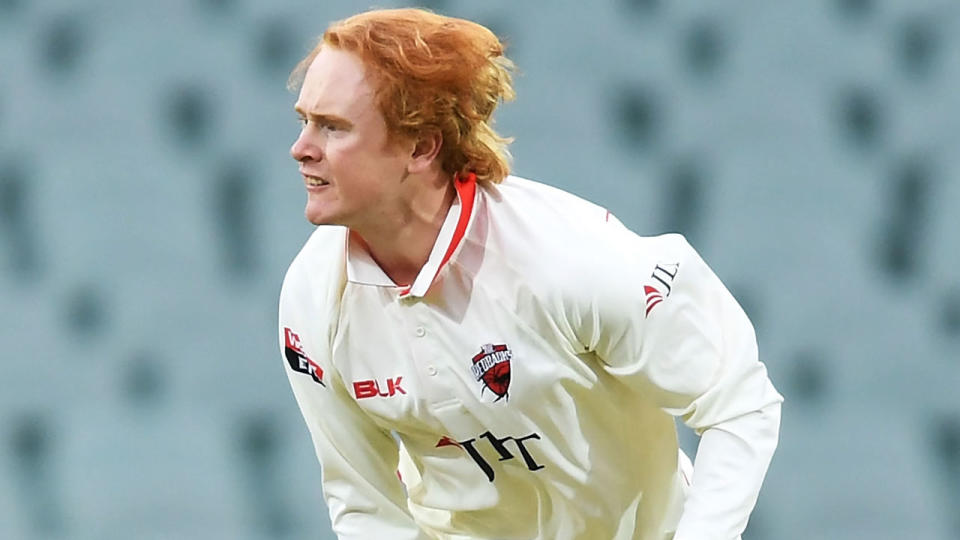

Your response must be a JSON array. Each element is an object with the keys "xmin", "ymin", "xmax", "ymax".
[{"xmin": 471, "ymin": 343, "xmax": 512, "ymax": 402}]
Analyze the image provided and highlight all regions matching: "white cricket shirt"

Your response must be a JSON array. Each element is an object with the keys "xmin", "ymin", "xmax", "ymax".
[{"xmin": 279, "ymin": 174, "xmax": 783, "ymax": 540}]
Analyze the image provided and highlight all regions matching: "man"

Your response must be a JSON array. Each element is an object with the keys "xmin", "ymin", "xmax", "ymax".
[{"xmin": 279, "ymin": 8, "xmax": 782, "ymax": 540}]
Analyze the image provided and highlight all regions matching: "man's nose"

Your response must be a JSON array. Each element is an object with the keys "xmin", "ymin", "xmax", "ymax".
[{"xmin": 290, "ymin": 131, "xmax": 320, "ymax": 162}]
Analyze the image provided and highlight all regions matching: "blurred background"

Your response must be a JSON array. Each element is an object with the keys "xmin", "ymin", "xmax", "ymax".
[{"xmin": 1, "ymin": 0, "xmax": 958, "ymax": 538}]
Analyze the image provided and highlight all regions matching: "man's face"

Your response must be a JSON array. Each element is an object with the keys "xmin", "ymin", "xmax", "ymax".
[{"xmin": 290, "ymin": 47, "xmax": 411, "ymax": 228}]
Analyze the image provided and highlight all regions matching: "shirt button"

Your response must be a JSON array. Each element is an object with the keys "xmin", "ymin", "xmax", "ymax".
[
  {"xmin": 427, "ymin": 365, "xmax": 438, "ymax": 376},
  {"xmin": 415, "ymin": 326, "xmax": 426, "ymax": 337}
]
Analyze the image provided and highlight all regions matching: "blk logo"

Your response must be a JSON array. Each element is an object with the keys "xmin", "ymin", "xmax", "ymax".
[
  {"xmin": 353, "ymin": 377, "xmax": 406, "ymax": 399},
  {"xmin": 437, "ymin": 430, "xmax": 545, "ymax": 482},
  {"xmin": 284, "ymin": 328, "xmax": 324, "ymax": 386},
  {"xmin": 644, "ymin": 262, "xmax": 679, "ymax": 317}
]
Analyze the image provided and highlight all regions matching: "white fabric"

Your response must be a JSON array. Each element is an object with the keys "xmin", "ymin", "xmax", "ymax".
[
  {"xmin": 279, "ymin": 175, "xmax": 783, "ymax": 540},
  {"xmin": 673, "ymin": 403, "xmax": 780, "ymax": 540}
]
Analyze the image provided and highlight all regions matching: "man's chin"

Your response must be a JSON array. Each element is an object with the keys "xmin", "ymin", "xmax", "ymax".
[
  {"xmin": 305, "ymin": 206, "xmax": 352, "ymax": 227},
  {"xmin": 305, "ymin": 207, "xmax": 335, "ymax": 226}
]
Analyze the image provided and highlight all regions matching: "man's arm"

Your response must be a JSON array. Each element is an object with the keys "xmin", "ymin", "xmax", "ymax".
[
  {"xmin": 673, "ymin": 403, "xmax": 781, "ymax": 539},
  {"xmin": 281, "ymin": 330, "xmax": 429, "ymax": 540},
  {"xmin": 278, "ymin": 240, "xmax": 428, "ymax": 540},
  {"xmin": 573, "ymin": 231, "xmax": 783, "ymax": 539}
]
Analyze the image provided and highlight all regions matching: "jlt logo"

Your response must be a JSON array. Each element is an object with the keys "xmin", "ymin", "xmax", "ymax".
[
  {"xmin": 353, "ymin": 377, "xmax": 406, "ymax": 399},
  {"xmin": 650, "ymin": 262, "xmax": 679, "ymax": 294},
  {"xmin": 644, "ymin": 262, "xmax": 679, "ymax": 317},
  {"xmin": 438, "ymin": 431, "xmax": 545, "ymax": 482}
]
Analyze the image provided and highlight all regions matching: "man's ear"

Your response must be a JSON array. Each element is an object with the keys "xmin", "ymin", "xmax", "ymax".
[{"xmin": 407, "ymin": 130, "xmax": 443, "ymax": 174}]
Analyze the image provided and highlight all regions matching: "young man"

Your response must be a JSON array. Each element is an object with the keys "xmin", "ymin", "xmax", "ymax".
[{"xmin": 279, "ymin": 8, "xmax": 782, "ymax": 540}]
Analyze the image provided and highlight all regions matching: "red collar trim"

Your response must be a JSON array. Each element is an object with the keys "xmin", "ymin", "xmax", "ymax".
[
  {"xmin": 440, "ymin": 172, "xmax": 477, "ymax": 273},
  {"xmin": 399, "ymin": 172, "xmax": 477, "ymax": 297}
]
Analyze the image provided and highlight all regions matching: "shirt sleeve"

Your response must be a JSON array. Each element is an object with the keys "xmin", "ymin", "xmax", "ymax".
[
  {"xmin": 279, "ymin": 251, "xmax": 429, "ymax": 540},
  {"xmin": 572, "ymin": 231, "xmax": 783, "ymax": 539},
  {"xmin": 281, "ymin": 334, "xmax": 430, "ymax": 540},
  {"xmin": 673, "ymin": 402, "xmax": 781, "ymax": 540}
]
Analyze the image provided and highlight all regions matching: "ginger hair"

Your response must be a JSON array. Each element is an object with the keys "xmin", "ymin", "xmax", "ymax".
[{"xmin": 289, "ymin": 8, "xmax": 516, "ymax": 184}]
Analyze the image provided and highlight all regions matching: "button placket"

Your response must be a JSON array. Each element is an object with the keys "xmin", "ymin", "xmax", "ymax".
[
  {"xmin": 408, "ymin": 316, "xmax": 435, "ymax": 384},
  {"xmin": 403, "ymin": 305, "xmax": 463, "ymax": 408}
]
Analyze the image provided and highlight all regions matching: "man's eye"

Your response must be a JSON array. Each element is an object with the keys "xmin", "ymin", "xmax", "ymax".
[{"xmin": 296, "ymin": 115, "xmax": 342, "ymax": 132}]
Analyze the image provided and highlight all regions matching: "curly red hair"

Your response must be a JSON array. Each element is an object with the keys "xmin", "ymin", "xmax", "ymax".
[{"xmin": 289, "ymin": 8, "xmax": 516, "ymax": 184}]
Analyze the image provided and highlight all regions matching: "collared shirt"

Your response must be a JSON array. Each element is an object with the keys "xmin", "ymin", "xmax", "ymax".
[{"xmin": 279, "ymin": 175, "xmax": 783, "ymax": 540}]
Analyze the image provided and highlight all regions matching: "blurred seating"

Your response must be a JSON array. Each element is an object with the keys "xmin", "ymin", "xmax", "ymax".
[{"xmin": 0, "ymin": 0, "xmax": 957, "ymax": 538}]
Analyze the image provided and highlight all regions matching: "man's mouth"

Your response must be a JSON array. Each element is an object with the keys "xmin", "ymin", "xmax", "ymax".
[{"xmin": 305, "ymin": 175, "xmax": 329, "ymax": 187}]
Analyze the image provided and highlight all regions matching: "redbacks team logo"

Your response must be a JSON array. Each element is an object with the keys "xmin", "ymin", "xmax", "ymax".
[
  {"xmin": 644, "ymin": 262, "xmax": 680, "ymax": 317},
  {"xmin": 471, "ymin": 343, "xmax": 512, "ymax": 402},
  {"xmin": 284, "ymin": 328, "xmax": 325, "ymax": 386}
]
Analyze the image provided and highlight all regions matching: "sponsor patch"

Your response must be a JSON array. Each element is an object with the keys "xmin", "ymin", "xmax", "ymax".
[
  {"xmin": 644, "ymin": 262, "xmax": 679, "ymax": 317},
  {"xmin": 284, "ymin": 328, "xmax": 325, "ymax": 386}
]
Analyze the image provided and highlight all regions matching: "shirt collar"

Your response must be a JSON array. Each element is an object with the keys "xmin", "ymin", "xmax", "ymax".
[{"xmin": 345, "ymin": 172, "xmax": 479, "ymax": 297}]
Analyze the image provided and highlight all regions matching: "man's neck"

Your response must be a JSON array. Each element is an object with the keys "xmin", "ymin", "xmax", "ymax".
[{"xmin": 352, "ymin": 177, "xmax": 457, "ymax": 287}]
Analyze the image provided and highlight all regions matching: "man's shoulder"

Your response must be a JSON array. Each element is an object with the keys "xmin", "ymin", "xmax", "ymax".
[
  {"xmin": 483, "ymin": 176, "xmax": 695, "ymax": 299},
  {"xmin": 282, "ymin": 225, "xmax": 348, "ymax": 294},
  {"xmin": 496, "ymin": 174, "xmax": 690, "ymax": 245},
  {"xmin": 484, "ymin": 176, "xmax": 611, "ymax": 249},
  {"xmin": 493, "ymin": 175, "xmax": 608, "ymax": 220},
  {"xmin": 486, "ymin": 175, "xmax": 685, "ymax": 257}
]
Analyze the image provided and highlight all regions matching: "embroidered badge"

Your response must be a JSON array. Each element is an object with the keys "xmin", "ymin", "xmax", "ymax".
[{"xmin": 471, "ymin": 343, "xmax": 512, "ymax": 402}]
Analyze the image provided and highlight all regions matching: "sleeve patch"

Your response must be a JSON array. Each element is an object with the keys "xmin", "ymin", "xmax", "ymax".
[
  {"xmin": 284, "ymin": 327, "xmax": 326, "ymax": 386},
  {"xmin": 644, "ymin": 262, "xmax": 680, "ymax": 318}
]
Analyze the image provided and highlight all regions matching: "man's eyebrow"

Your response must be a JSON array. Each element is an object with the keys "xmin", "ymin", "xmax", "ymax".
[{"xmin": 293, "ymin": 106, "xmax": 353, "ymax": 128}]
